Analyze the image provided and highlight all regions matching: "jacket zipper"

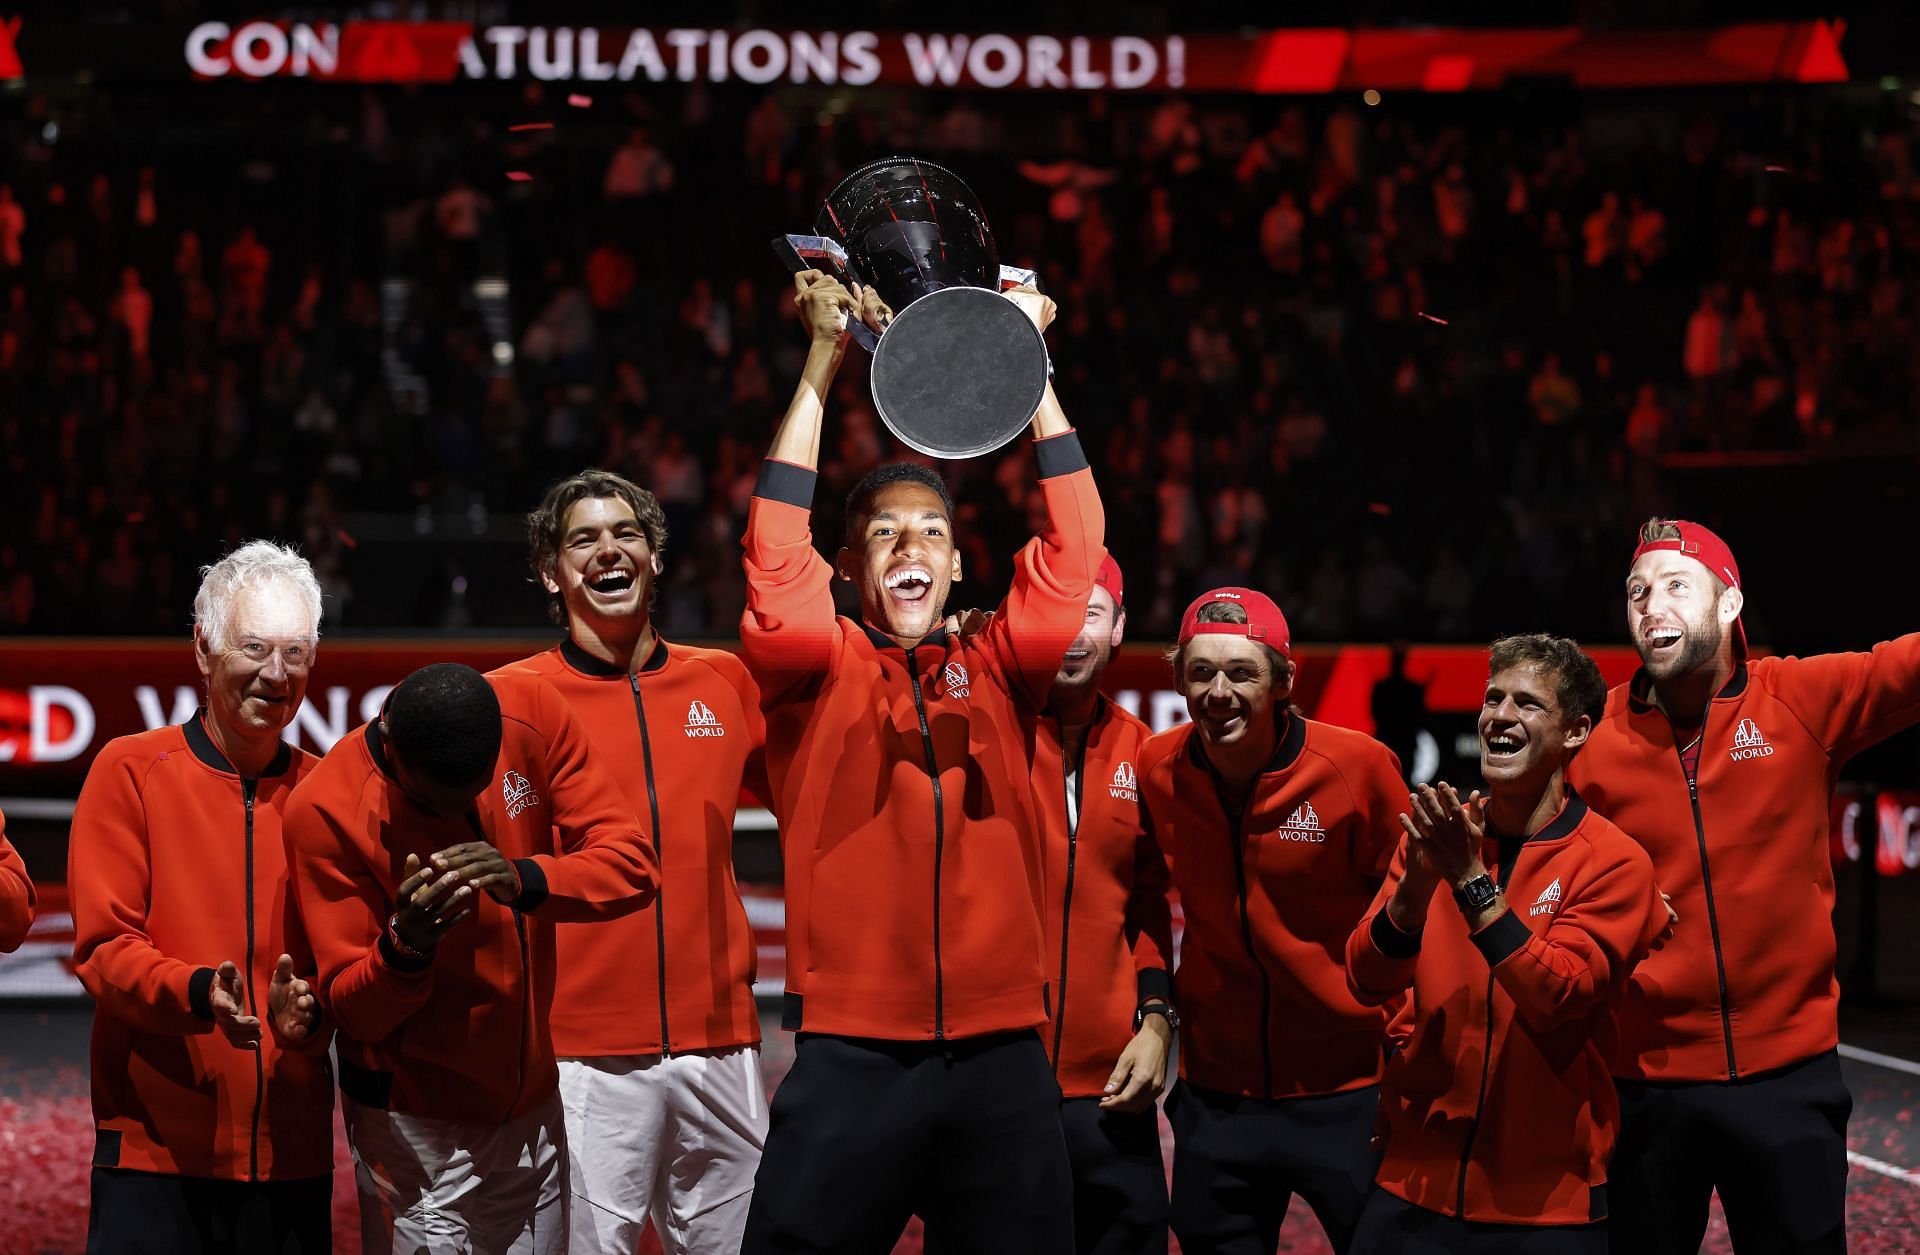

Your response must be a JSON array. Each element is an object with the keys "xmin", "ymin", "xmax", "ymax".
[
  {"xmin": 630, "ymin": 676, "xmax": 672, "ymax": 1057},
  {"xmin": 906, "ymin": 645, "xmax": 947, "ymax": 1041},
  {"xmin": 1456, "ymin": 839, "xmax": 1522, "ymax": 1216},
  {"xmin": 512, "ymin": 907, "xmax": 532, "ymax": 1101},
  {"xmin": 1212, "ymin": 779, "xmax": 1274, "ymax": 1100},
  {"xmin": 242, "ymin": 779, "xmax": 263, "ymax": 1183},
  {"xmin": 1673, "ymin": 716, "xmax": 1738, "ymax": 1080},
  {"xmin": 1050, "ymin": 723, "xmax": 1087, "ymax": 1074}
]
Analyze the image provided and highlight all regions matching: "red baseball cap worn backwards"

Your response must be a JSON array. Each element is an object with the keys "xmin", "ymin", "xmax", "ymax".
[
  {"xmin": 1093, "ymin": 555, "xmax": 1126, "ymax": 609},
  {"xmin": 1177, "ymin": 587, "xmax": 1292, "ymax": 655},
  {"xmin": 1630, "ymin": 519, "xmax": 1747, "ymax": 657}
]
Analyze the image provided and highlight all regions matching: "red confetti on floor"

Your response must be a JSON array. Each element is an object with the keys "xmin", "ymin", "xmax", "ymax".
[
  {"xmin": 1416, "ymin": 311, "xmax": 1449, "ymax": 325},
  {"xmin": 506, "ymin": 171, "xmax": 533, "ymax": 183},
  {"xmin": 566, "ymin": 94, "xmax": 592, "ymax": 108},
  {"xmin": 5, "ymin": 1009, "xmax": 1916, "ymax": 1253},
  {"xmin": 508, "ymin": 123, "xmax": 554, "ymax": 132}
]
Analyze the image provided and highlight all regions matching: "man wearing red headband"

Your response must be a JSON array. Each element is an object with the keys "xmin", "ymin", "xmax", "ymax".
[
  {"xmin": 1572, "ymin": 517, "xmax": 1920, "ymax": 1254},
  {"xmin": 1024, "ymin": 556, "xmax": 1177, "ymax": 1255},
  {"xmin": 1138, "ymin": 588, "xmax": 1407, "ymax": 1254}
]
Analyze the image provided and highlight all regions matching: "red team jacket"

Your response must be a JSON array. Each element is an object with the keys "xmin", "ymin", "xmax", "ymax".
[
  {"xmin": 1348, "ymin": 792, "xmax": 1666, "ymax": 1226},
  {"xmin": 283, "ymin": 670, "xmax": 658, "ymax": 1122},
  {"xmin": 1139, "ymin": 712, "xmax": 1404, "ymax": 1099},
  {"xmin": 1570, "ymin": 637, "xmax": 1920, "ymax": 1082},
  {"xmin": 69, "ymin": 716, "xmax": 335, "ymax": 1181},
  {"xmin": 1028, "ymin": 698, "xmax": 1174, "ymax": 1098},
  {"xmin": 740, "ymin": 434, "xmax": 1104, "ymax": 1042},
  {"xmin": 502, "ymin": 638, "xmax": 768, "ymax": 1057},
  {"xmin": 0, "ymin": 804, "xmax": 33, "ymax": 952}
]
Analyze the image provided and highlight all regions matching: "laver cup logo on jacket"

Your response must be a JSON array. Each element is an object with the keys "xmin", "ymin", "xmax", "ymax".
[
  {"xmin": 1275, "ymin": 801, "xmax": 1327, "ymax": 843},
  {"xmin": 1729, "ymin": 717, "xmax": 1774, "ymax": 760},
  {"xmin": 943, "ymin": 661, "xmax": 971, "ymax": 699},
  {"xmin": 684, "ymin": 699, "xmax": 727, "ymax": 738},
  {"xmin": 502, "ymin": 768, "xmax": 540, "ymax": 818},
  {"xmin": 1530, "ymin": 878, "xmax": 1564, "ymax": 917},
  {"xmin": 1109, "ymin": 761, "xmax": 1138, "ymax": 801}
]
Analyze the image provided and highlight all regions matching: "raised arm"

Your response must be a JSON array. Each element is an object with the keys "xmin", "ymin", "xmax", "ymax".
[
  {"xmin": 740, "ymin": 272, "xmax": 877, "ymax": 690},
  {"xmin": 1766, "ymin": 633, "xmax": 1920, "ymax": 760},
  {"xmin": 974, "ymin": 290, "xmax": 1106, "ymax": 704}
]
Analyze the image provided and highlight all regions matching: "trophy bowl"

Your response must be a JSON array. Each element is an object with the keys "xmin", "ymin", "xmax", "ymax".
[{"xmin": 776, "ymin": 157, "xmax": 1051, "ymax": 460}]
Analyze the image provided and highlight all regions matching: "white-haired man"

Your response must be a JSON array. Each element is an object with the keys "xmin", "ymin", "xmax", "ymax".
[{"xmin": 70, "ymin": 540, "xmax": 331, "ymax": 1255}]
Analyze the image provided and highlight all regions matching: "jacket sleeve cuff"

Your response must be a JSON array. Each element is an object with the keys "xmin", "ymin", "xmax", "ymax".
[
  {"xmin": 1371, "ymin": 909, "xmax": 1423, "ymax": 960},
  {"xmin": 754, "ymin": 459, "xmax": 817, "ymax": 507},
  {"xmin": 1469, "ymin": 909, "xmax": 1531, "ymax": 967},
  {"xmin": 1136, "ymin": 967, "xmax": 1173, "ymax": 1005},
  {"xmin": 512, "ymin": 858, "xmax": 550, "ymax": 913},
  {"xmin": 377, "ymin": 930, "xmax": 435, "ymax": 975},
  {"xmin": 188, "ymin": 966, "xmax": 216, "ymax": 1021},
  {"xmin": 1033, "ymin": 430, "xmax": 1088, "ymax": 478}
]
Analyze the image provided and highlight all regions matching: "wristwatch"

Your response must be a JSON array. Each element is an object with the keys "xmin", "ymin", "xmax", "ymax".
[
  {"xmin": 1133, "ymin": 1003, "xmax": 1181, "ymax": 1033},
  {"xmin": 1453, "ymin": 874, "xmax": 1499, "ymax": 914}
]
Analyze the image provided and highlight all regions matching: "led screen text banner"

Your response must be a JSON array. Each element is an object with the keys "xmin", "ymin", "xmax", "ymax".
[{"xmin": 0, "ymin": 20, "xmax": 1853, "ymax": 92}]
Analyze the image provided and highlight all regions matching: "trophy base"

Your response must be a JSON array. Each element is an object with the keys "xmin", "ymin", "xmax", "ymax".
[{"xmin": 869, "ymin": 287, "xmax": 1050, "ymax": 460}]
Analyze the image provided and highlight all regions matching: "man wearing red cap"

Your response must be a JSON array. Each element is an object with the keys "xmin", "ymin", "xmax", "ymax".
[
  {"xmin": 1572, "ymin": 517, "xmax": 1920, "ymax": 1254},
  {"xmin": 1138, "ymin": 588, "xmax": 1407, "ymax": 1254},
  {"xmin": 1024, "ymin": 556, "xmax": 1177, "ymax": 1255}
]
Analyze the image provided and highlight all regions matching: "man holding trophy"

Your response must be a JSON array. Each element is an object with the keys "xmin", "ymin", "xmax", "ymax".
[{"xmin": 739, "ymin": 159, "xmax": 1105, "ymax": 1254}]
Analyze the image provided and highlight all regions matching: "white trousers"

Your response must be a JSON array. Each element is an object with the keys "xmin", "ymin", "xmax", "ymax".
[
  {"xmin": 557, "ymin": 1046, "xmax": 769, "ymax": 1255},
  {"xmin": 344, "ymin": 1089, "xmax": 568, "ymax": 1255}
]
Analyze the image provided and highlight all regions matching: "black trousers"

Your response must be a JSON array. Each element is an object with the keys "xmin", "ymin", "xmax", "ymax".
[
  {"xmin": 1060, "ymin": 1097, "xmax": 1168, "ymax": 1255},
  {"xmin": 86, "ymin": 1167, "xmax": 330, "ymax": 1255},
  {"xmin": 742, "ymin": 1030, "xmax": 1074, "ymax": 1255},
  {"xmin": 1609, "ymin": 1049, "xmax": 1851, "ymax": 1255},
  {"xmin": 1166, "ymin": 1080, "xmax": 1380, "ymax": 1255},
  {"xmin": 1350, "ymin": 1190, "xmax": 1607, "ymax": 1255}
]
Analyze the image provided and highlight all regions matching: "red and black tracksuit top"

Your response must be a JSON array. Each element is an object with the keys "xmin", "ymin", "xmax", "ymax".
[
  {"xmin": 1569, "ymin": 637, "xmax": 1920, "ymax": 1082},
  {"xmin": 501, "ymin": 638, "xmax": 768, "ymax": 1057},
  {"xmin": 739, "ymin": 432, "xmax": 1104, "ymax": 1042},
  {"xmin": 1137, "ymin": 713, "xmax": 1405, "ymax": 1099},
  {"xmin": 0, "ymin": 804, "xmax": 33, "ymax": 952},
  {"xmin": 69, "ymin": 715, "xmax": 334, "ymax": 1181},
  {"xmin": 1347, "ymin": 791, "xmax": 1667, "ymax": 1226},
  {"xmin": 1027, "ymin": 696, "xmax": 1175, "ymax": 1098},
  {"xmin": 283, "ymin": 670, "xmax": 658, "ymax": 1122}
]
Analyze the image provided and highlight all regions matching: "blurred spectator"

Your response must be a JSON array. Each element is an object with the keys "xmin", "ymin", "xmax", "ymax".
[
  {"xmin": 1, "ymin": 77, "xmax": 1915, "ymax": 645},
  {"xmin": 604, "ymin": 125, "xmax": 675, "ymax": 199}
]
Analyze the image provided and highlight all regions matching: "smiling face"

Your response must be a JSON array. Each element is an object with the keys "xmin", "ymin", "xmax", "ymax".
[
  {"xmin": 195, "ymin": 583, "xmax": 315, "ymax": 742},
  {"xmin": 838, "ymin": 483, "xmax": 961, "ymax": 643},
  {"xmin": 1479, "ymin": 662, "xmax": 1590, "ymax": 791},
  {"xmin": 1625, "ymin": 550, "xmax": 1742, "ymax": 682},
  {"xmin": 1054, "ymin": 585, "xmax": 1124, "ymax": 695},
  {"xmin": 1179, "ymin": 635, "xmax": 1291, "ymax": 753},
  {"xmin": 544, "ymin": 496, "xmax": 662, "ymax": 630}
]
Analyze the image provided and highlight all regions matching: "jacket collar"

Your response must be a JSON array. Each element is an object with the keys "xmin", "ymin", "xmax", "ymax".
[
  {"xmin": 364, "ymin": 718, "xmax": 396, "ymax": 782},
  {"xmin": 183, "ymin": 709, "xmax": 292, "ymax": 779},
  {"xmin": 1627, "ymin": 661, "xmax": 1748, "ymax": 713},
  {"xmin": 559, "ymin": 633, "xmax": 668, "ymax": 678},
  {"xmin": 860, "ymin": 621, "xmax": 950, "ymax": 655},
  {"xmin": 1488, "ymin": 786, "xmax": 1588, "ymax": 844},
  {"xmin": 1186, "ymin": 706, "xmax": 1307, "ymax": 778}
]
